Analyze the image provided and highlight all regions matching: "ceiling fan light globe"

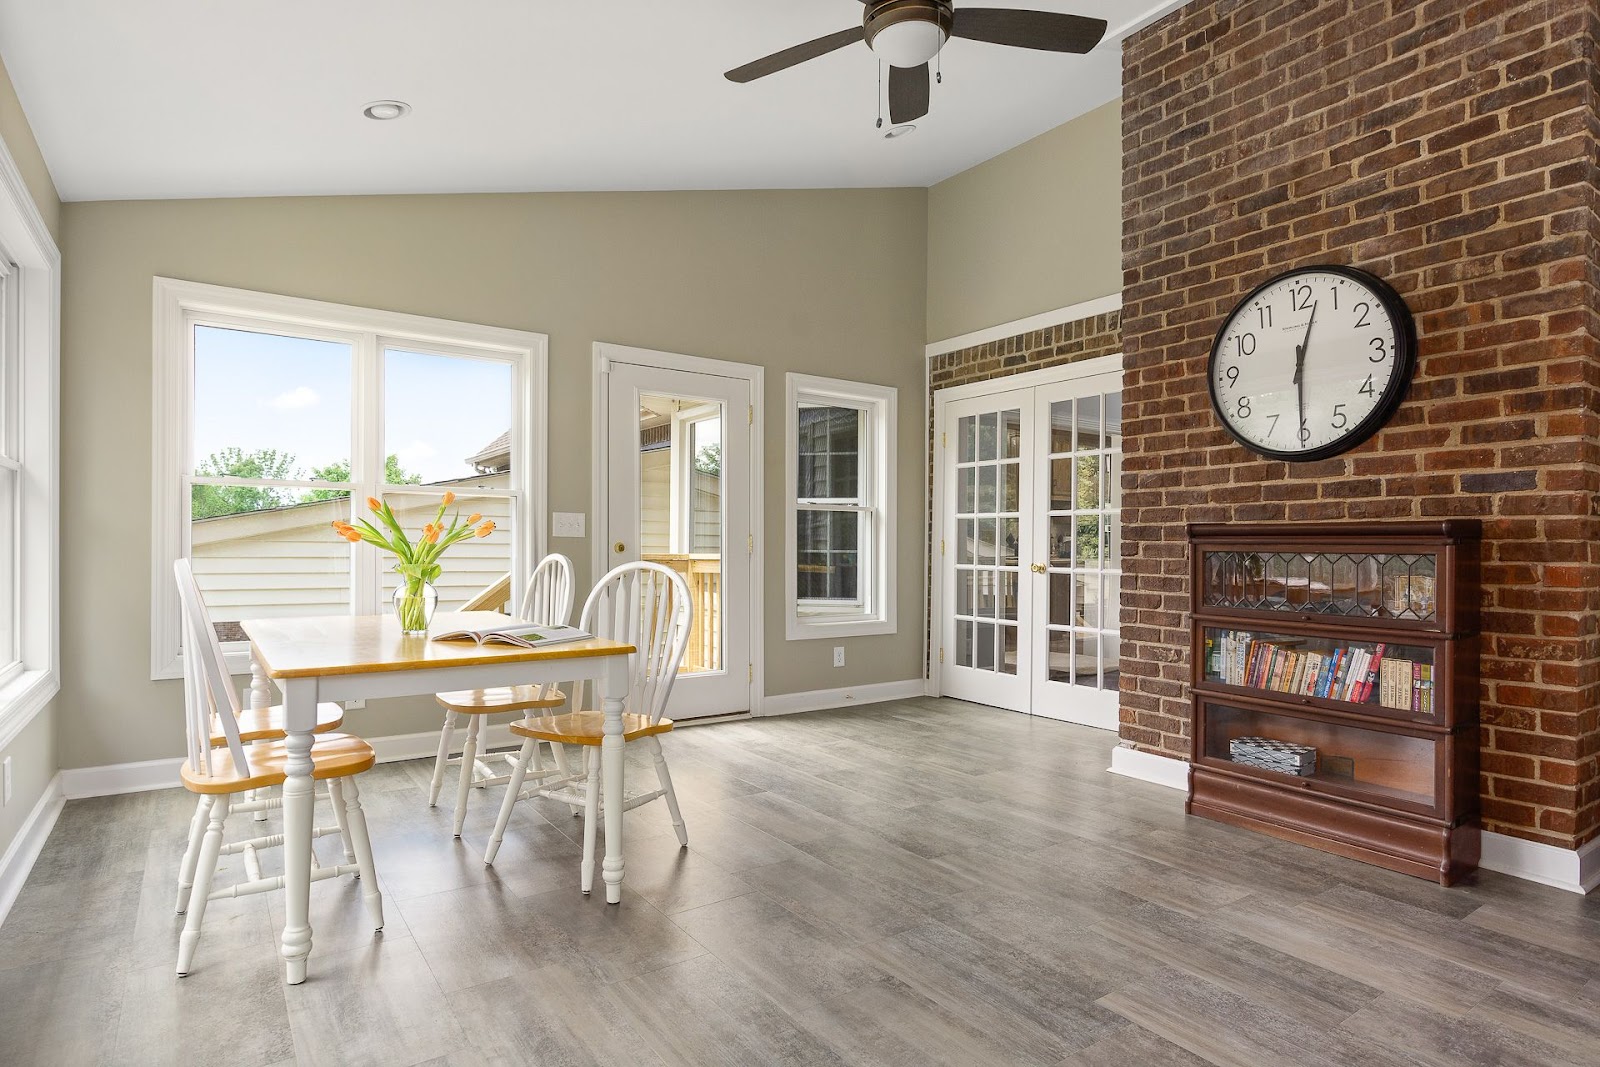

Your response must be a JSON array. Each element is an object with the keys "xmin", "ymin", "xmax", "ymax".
[{"xmin": 871, "ymin": 20, "xmax": 947, "ymax": 68}]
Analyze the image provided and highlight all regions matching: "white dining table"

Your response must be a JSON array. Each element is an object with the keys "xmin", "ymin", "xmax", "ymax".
[{"xmin": 241, "ymin": 610, "xmax": 636, "ymax": 986}]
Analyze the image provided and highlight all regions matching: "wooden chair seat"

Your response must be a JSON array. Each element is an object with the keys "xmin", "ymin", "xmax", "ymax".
[
  {"xmin": 434, "ymin": 686, "xmax": 567, "ymax": 715},
  {"xmin": 215, "ymin": 701, "xmax": 345, "ymax": 745},
  {"xmin": 510, "ymin": 711, "xmax": 674, "ymax": 746},
  {"xmin": 180, "ymin": 734, "xmax": 376, "ymax": 795}
]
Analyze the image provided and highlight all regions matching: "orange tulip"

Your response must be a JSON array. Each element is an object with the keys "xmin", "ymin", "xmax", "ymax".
[
  {"xmin": 421, "ymin": 523, "xmax": 435, "ymax": 537},
  {"xmin": 442, "ymin": 491, "xmax": 456, "ymax": 505},
  {"xmin": 367, "ymin": 496, "xmax": 382, "ymax": 512},
  {"xmin": 466, "ymin": 513, "xmax": 482, "ymax": 524},
  {"xmin": 476, "ymin": 521, "xmax": 495, "ymax": 538},
  {"xmin": 427, "ymin": 527, "xmax": 442, "ymax": 544},
  {"xmin": 343, "ymin": 530, "xmax": 362, "ymax": 543}
]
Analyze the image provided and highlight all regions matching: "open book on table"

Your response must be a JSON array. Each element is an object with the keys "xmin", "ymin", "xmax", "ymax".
[{"xmin": 432, "ymin": 620, "xmax": 591, "ymax": 649}]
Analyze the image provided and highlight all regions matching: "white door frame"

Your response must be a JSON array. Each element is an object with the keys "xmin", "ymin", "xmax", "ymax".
[
  {"xmin": 930, "ymin": 353, "xmax": 1122, "ymax": 702},
  {"xmin": 593, "ymin": 342, "xmax": 765, "ymax": 715}
]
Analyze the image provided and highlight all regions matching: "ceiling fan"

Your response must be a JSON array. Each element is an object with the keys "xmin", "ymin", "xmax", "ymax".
[{"xmin": 724, "ymin": 1, "xmax": 1108, "ymax": 124}]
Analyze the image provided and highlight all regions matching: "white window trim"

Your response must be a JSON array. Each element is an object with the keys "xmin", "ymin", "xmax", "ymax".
[
  {"xmin": 151, "ymin": 278, "xmax": 548, "ymax": 681},
  {"xmin": 0, "ymin": 137, "xmax": 60, "ymax": 753},
  {"xmin": 785, "ymin": 373, "xmax": 896, "ymax": 641}
]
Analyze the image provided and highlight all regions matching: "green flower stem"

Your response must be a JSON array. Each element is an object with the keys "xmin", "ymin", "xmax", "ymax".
[{"xmin": 397, "ymin": 574, "xmax": 431, "ymax": 633}]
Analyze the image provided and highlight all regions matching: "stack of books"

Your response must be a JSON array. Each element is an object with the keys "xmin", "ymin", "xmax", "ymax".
[
  {"xmin": 1378, "ymin": 657, "xmax": 1435, "ymax": 713},
  {"xmin": 1229, "ymin": 736, "xmax": 1317, "ymax": 776}
]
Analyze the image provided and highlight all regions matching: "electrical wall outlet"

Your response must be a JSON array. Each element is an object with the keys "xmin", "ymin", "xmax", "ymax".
[
  {"xmin": 832, "ymin": 646, "xmax": 845, "ymax": 668},
  {"xmin": 2, "ymin": 756, "xmax": 11, "ymax": 805},
  {"xmin": 552, "ymin": 512, "xmax": 586, "ymax": 538}
]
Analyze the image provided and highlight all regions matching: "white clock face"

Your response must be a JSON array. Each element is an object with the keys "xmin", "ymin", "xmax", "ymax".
[{"xmin": 1210, "ymin": 267, "xmax": 1412, "ymax": 460}]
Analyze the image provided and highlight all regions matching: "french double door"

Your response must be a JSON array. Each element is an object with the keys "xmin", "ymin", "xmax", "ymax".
[{"xmin": 937, "ymin": 369, "xmax": 1122, "ymax": 729}]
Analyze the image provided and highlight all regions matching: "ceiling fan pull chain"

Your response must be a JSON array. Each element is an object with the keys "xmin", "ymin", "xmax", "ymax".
[
  {"xmin": 937, "ymin": 48, "xmax": 943, "ymax": 85},
  {"xmin": 876, "ymin": 60, "xmax": 884, "ymax": 128}
]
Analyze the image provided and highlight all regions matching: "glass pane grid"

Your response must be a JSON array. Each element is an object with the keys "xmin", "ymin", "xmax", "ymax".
[{"xmin": 1202, "ymin": 551, "xmax": 1438, "ymax": 621}]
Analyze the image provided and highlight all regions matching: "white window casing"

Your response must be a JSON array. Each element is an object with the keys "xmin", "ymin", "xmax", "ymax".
[
  {"xmin": 151, "ymin": 278, "xmax": 547, "ymax": 680},
  {"xmin": 0, "ymin": 139, "xmax": 60, "ymax": 751},
  {"xmin": 785, "ymin": 373, "xmax": 897, "ymax": 641}
]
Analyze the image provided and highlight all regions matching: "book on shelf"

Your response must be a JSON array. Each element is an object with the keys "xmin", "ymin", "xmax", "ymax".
[
  {"xmin": 1208, "ymin": 630, "xmax": 1431, "ymax": 709},
  {"xmin": 432, "ymin": 621, "xmax": 591, "ymax": 649}
]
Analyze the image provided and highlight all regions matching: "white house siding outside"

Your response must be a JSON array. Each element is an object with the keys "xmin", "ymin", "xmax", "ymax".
[{"xmin": 191, "ymin": 473, "xmax": 513, "ymax": 639}]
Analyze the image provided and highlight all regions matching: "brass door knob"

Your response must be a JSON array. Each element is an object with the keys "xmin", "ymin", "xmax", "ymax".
[
  {"xmin": 1030, "ymin": 563, "xmax": 1046, "ymax": 574},
  {"xmin": 614, "ymin": 541, "xmax": 626, "ymax": 553}
]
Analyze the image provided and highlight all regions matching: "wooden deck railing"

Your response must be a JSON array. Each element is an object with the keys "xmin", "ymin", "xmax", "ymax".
[{"xmin": 644, "ymin": 553, "xmax": 722, "ymax": 673}]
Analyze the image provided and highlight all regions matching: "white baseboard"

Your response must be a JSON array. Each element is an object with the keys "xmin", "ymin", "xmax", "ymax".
[
  {"xmin": 1101, "ymin": 743, "xmax": 1595, "ymax": 896},
  {"xmin": 757, "ymin": 679, "xmax": 926, "ymax": 718},
  {"xmin": 1107, "ymin": 744, "xmax": 1190, "ymax": 791},
  {"xmin": 0, "ymin": 772, "xmax": 64, "ymax": 926},
  {"xmin": 1481, "ymin": 831, "xmax": 1600, "ymax": 896},
  {"xmin": 59, "ymin": 723, "xmax": 523, "ymax": 801}
]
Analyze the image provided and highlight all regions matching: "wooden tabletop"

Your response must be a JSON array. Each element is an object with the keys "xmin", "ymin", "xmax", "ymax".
[{"xmin": 241, "ymin": 612, "xmax": 636, "ymax": 680}]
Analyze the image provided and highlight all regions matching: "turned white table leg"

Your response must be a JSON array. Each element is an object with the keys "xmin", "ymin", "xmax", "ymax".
[
  {"xmin": 278, "ymin": 677, "xmax": 317, "ymax": 985},
  {"xmin": 250, "ymin": 658, "xmax": 272, "ymax": 822},
  {"xmin": 599, "ymin": 657, "xmax": 628, "ymax": 905}
]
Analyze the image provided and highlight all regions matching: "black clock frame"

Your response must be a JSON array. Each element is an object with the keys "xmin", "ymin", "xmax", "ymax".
[{"xmin": 1206, "ymin": 263, "xmax": 1417, "ymax": 463}]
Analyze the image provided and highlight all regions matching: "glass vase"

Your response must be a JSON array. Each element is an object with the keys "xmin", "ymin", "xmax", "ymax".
[{"xmin": 393, "ymin": 577, "xmax": 438, "ymax": 636}]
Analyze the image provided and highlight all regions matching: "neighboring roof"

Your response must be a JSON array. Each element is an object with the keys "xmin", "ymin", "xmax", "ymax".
[{"xmin": 467, "ymin": 430, "xmax": 511, "ymax": 473}]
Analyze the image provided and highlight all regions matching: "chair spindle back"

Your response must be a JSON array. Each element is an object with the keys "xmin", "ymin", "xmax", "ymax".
[
  {"xmin": 517, "ymin": 553, "xmax": 575, "ymax": 628},
  {"xmin": 174, "ymin": 559, "xmax": 251, "ymax": 778},
  {"xmin": 575, "ymin": 562, "xmax": 692, "ymax": 725}
]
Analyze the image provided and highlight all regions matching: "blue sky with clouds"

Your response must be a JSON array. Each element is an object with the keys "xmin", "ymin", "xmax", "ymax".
[{"xmin": 193, "ymin": 326, "xmax": 512, "ymax": 484}]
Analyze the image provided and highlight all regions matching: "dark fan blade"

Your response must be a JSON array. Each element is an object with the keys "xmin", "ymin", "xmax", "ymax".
[
  {"xmin": 725, "ymin": 26, "xmax": 865, "ymax": 83},
  {"xmin": 951, "ymin": 8, "xmax": 1108, "ymax": 53},
  {"xmin": 889, "ymin": 63, "xmax": 930, "ymax": 123}
]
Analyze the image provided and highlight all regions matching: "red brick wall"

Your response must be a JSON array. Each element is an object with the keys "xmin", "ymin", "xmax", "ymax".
[{"xmin": 1120, "ymin": 0, "xmax": 1600, "ymax": 848}]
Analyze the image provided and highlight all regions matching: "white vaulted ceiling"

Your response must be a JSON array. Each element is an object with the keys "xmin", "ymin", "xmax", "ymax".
[{"xmin": 0, "ymin": 0, "xmax": 1188, "ymax": 201}]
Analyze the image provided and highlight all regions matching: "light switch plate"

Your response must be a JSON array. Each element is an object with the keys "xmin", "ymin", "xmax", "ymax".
[{"xmin": 552, "ymin": 512, "xmax": 586, "ymax": 538}]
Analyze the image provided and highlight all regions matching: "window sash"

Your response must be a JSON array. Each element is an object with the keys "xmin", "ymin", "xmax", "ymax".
[{"xmin": 155, "ymin": 280, "xmax": 547, "ymax": 679}]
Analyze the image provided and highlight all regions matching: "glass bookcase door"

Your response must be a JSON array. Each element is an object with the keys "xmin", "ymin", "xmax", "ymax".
[
  {"xmin": 1201, "ymin": 626, "xmax": 1441, "ymax": 724},
  {"xmin": 1200, "ymin": 548, "xmax": 1441, "ymax": 624},
  {"xmin": 1198, "ymin": 699, "xmax": 1442, "ymax": 818}
]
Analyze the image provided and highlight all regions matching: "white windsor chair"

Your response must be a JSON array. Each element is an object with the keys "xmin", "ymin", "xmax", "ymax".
[
  {"xmin": 484, "ymin": 561, "xmax": 693, "ymax": 893},
  {"xmin": 172, "ymin": 559, "xmax": 383, "ymax": 977},
  {"xmin": 427, "ymin": 553, "xmax": 578, "ymax": 836}
]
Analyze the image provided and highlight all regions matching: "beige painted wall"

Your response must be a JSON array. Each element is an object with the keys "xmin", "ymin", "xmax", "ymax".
[
  {"xmin": 0, "ymin": 710, "xmax": 56, "ymax": 856},
  {"xmin": 59, "ymin": 189, "xmax": 928, "ymax": 768},
  {"xmin": 0, "ymin": 55, "xmax": 59, "ymax": 860},
  {"xmin": 926, "ymin": 99, "xmax": 1121, "ymax": 343},
  {"xmin": 0, "ymin": 54, "xmax": 57, "ymax": 242}
]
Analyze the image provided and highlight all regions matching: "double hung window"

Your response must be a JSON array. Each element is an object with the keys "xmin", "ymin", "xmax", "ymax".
[
  {"xmin": 785, "ymin": 374, "xmax": 897, "ymax": 640},
  {"xmin": 153, "ymin": 279, "xmax": 547, "ymax": 678}
]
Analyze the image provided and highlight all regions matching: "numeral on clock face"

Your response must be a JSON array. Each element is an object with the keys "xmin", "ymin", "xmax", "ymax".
[{"xmin": 1209, "ymin": 268, "xmax": 1411, "ymax": 460}]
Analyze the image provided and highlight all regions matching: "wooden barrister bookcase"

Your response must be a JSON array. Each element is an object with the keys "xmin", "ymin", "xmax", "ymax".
[{"xmin": 1185, "ymin": 521, "xmax": 1481, "ymax": 886}]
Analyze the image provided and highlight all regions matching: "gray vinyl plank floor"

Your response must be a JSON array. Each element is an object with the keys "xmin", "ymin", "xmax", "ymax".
[{"xmin": 2, "ymin": 699, "xmax": 1599, "ymax": 1067}]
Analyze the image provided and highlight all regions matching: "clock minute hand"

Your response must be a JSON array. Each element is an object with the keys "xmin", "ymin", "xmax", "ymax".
[{"xmin": 1293, "ymin": 302, "xmax": 1317, "ymax": 439}]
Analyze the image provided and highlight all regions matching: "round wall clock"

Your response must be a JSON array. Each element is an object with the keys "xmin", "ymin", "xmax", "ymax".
[{"xmin": 1208, "ymin": 264, "xmax": 1416, "ymax": 462}]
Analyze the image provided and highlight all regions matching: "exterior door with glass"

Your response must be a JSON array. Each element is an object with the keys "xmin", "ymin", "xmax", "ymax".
[
  {"xmin": 939, "ymin": 389, "xmax": 1034, "ymax": 711},
  {"xmin": 1030, "ymin": 373, "xmax": 1122, "ymax": 730},
  {"xmin": 937, "ymin": 366, "xmax": 1123, "ymax": 730},
  {"xmin": 604, "ymin": 360, "xmax": 753, "ymax": 718}
]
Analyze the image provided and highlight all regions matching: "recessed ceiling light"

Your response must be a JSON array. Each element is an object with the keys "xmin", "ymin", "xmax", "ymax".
[
  {"xmin": 362, "ymin": 100, "xmax": 411, "ymax": 121},
  {"xmin": 884, "ymin": 124, "xmax": 916, "ymax": 139}
]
